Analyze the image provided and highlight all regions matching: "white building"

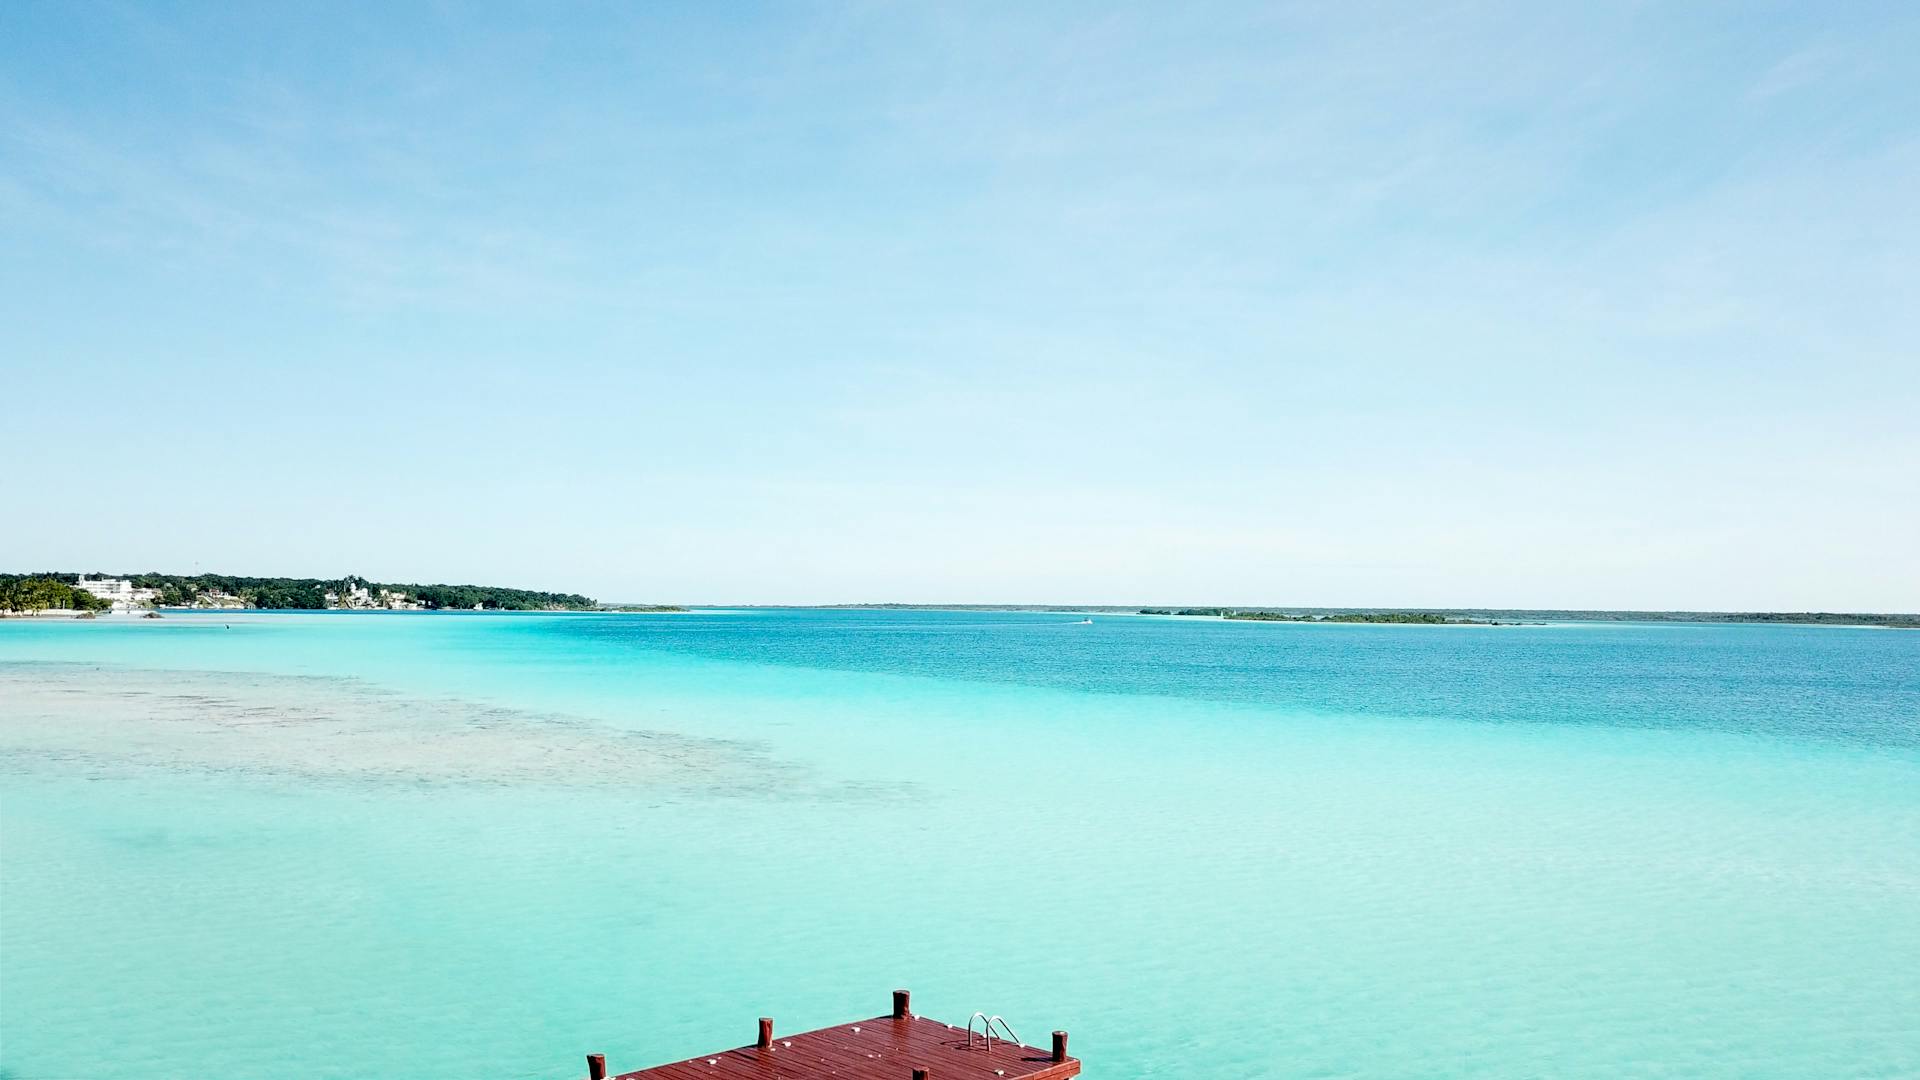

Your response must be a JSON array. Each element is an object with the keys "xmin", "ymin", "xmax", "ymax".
[
  {"xmin": 324, "ymin": 583, "xmax": 375, "ymax": 609},
  {"xmin": 325, "ymin": 581, "xmax": 424, "ymax": 610},
  {"xmin": 74, "ymin": 575, "xmax": 160, "ymax": 612},
  {"xmin": 378, "ymin": 589, "xmax": 423, "ymax": 611},
  {"xmin": 192, "ymin": 590, "xmax": 246, "ymax": 610}
]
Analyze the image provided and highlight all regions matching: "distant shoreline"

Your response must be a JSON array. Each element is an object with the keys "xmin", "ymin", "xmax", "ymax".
[
  {"xmin": 7, "ymin": 597, "xmax": 1915, "ymax": 629},
  {"xmin": 2, "ymin": 571, "xmax": 681, "ymax": 616}
]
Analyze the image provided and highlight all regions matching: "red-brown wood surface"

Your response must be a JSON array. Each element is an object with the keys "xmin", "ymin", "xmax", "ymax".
[{"xmin": 611, "ymin": 1015, "xmax": 1081, "ymax": 1080}]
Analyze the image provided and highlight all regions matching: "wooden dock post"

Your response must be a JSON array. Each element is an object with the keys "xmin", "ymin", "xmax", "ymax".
[
  {"xmin": 892, "ymin": 989, "xmax": 911, "ymax": 1019},
  {"xmin": 1052, "ymin": 1031, "xmax": 1068, "ymax": 1063},
  {"xmin": 758, "ymin": 1017, "xmax": 774, "ymax": 1050},
  {"xmin": 587, "ymin": 1052, "xmax": 607, "ymax": 1080},
  {"xmin": 912, "ymin": 1069, "xmax": 931, "ymax": 1080}
]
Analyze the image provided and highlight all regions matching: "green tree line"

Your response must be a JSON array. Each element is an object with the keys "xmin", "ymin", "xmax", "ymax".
[
  {"xmin": 4, "ymin": 572, "xmax": 599, "ymax": 611},
  {"xmin": 0, "ymin": 576, "xmax": 116, "ymax": 613}
]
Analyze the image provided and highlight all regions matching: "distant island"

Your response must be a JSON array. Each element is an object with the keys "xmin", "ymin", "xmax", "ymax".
[
  {"xmin": 819, "ymin": 603, "xmax": 1918, "ymax": 629},
  {"xmin": 1136, "ymin": 608, "xmax": 1919, "ymax": 629},
  {"xmin": 0, "ymin": 572, "xmax": 683, "ymax": 614},
  {"xmin": 599, "ymin": 603, "xmax": 691, "ymax": 613},
  {"xmin": 1141, "ymin": 608, "xmax": 1496, "ymax": 624}
]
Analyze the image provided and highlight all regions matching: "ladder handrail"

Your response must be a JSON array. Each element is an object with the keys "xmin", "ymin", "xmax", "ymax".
[
  {"xmin": 965, "ymin": 1012, "xmax": 990, "ymax": 1050},
  {"xmin": 964, "ymin": 1012, "xmax": 1023, "ymax": 1052}
]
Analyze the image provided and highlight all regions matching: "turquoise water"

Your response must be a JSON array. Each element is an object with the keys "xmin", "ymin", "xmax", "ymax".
[{"xmin": 2, "ymin": 610, "xmax": 1917, "ymax": 1078}]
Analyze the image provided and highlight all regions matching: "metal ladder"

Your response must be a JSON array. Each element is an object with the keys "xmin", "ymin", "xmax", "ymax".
[{"xmin": 965, "ymin": 1012, "xmax": 1023, "ymax": 1053}]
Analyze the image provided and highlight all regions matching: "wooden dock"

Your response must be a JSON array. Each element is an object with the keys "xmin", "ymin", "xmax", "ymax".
[{"xmin": 586, "ymin": 990, "xmax": 1080, "ymax": 1080}]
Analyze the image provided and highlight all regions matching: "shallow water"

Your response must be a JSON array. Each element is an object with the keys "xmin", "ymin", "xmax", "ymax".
[{"xmin": 2, "ymin": 610, "xmax": 1917, "ymax": 1078}]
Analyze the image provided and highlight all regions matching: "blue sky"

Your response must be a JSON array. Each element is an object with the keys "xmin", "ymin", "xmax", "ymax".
[{"xmin": 3, "ymin": 2, "xmax": 1916, "ymax": 608}]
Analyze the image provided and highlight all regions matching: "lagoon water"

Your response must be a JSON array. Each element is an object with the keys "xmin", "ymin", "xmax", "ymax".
[{"xmin": 2, "ymin": 610, "xmax": 1917, "ymax": 1078}]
